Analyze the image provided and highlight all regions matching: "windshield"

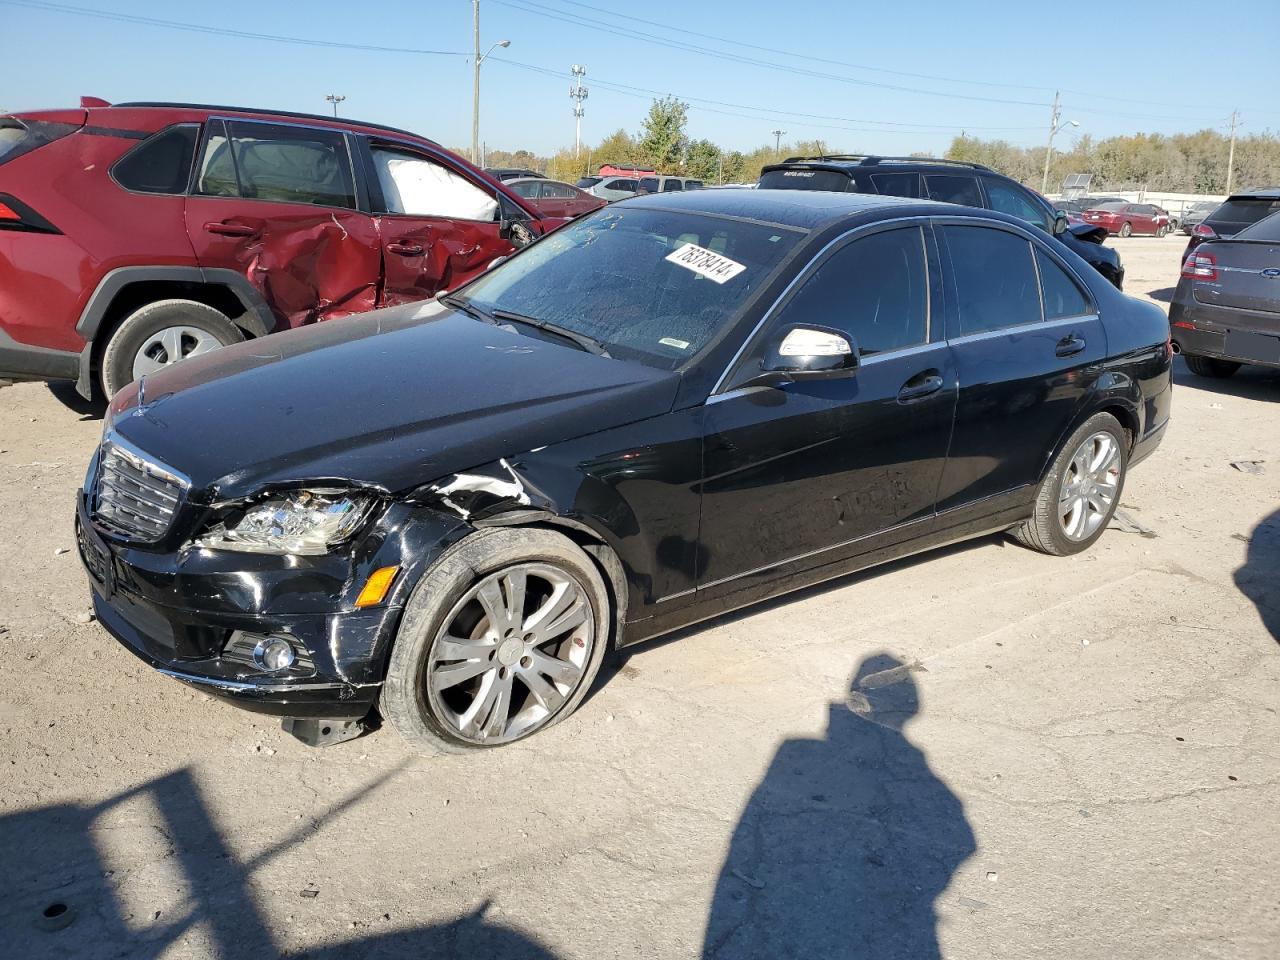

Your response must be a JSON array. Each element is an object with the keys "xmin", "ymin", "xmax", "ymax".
[
  {"xmin": 576, "ymin": 177, "xmax": 602, "ymax": 187},
  {"xmin": 457, "ymin": 207, "xmax": 803, "ymax": 369},
  {"xmin": 1235, "ymin": 210, "xmax": 1280, "ymax": 243}
]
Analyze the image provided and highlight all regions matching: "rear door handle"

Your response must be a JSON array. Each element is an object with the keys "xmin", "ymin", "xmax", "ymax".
[
  {"xmin": 203, "ymin": 221, "xmax": 257, "ymax": 238},
  {"xmin": 897, "ymin": 372, "xmax": 944, "ymax": 404},
  {"xmin": 202, "ymin": 221, "xmax": 254, "ymax": 239},
  {"xmin": 387, "ymin": 242, "xmax": 425, "ymax": 256},
  {"xmin": 1056, "ymin": 335, "xmax": 1087, "ymax": 358}
]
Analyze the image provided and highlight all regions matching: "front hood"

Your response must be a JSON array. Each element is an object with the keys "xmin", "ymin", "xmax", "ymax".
[{"xmin": 107, "ymin": 301, "xmax": 680, "ymax": 498}]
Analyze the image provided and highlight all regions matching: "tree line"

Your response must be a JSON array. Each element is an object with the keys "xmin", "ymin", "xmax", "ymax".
[{"xmin": 474, "ymin": 96, "xmax": 1280, "ymax": 195}]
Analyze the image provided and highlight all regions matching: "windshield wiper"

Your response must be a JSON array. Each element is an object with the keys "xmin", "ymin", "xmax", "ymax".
[
  {"xmin": 440, "ymin": 293, "xmax": 493, "ymax": 323},
  {"xmin": 491, "ymin": 309, "xmax": 612, "ymax": 358}
]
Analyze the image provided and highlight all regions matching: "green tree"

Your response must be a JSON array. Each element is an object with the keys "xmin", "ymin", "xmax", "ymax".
[
  {"xmin": 592, "ymin": 128, "xmax": 642, "ymax": 169},
  {"xmin": 684, "ymin": 138, "xmax": 722, "ymax": 182},
  {"xmin": 638, "ymin": 96, "xmax": 689, "ymax": 172}
]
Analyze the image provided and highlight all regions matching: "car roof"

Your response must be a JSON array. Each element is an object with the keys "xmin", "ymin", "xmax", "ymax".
[
  {"xmin": 763, "ymin": 155, "xmax": 993, "ymax": 175},
  {"xmin": 508, "ymin": 176, "xmax": 569, "ymax": 186},
  {"xmin": 623, "ymin": 187, "xmax": 939, "ymax": 230},
  {"xmin": 111, "ymin": 101, "xmax": 436, "ymax": 143},
  {"xmin": 1226, "ymin": 187, "xmax": 1280, "ymax": 200}
]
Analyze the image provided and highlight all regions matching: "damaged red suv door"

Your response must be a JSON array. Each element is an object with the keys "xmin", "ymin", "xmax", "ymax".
[
  {"xmin": 362, "ymin": 138, "xmax": 523, "ymax": 308},
  {"xmin": 184, "ymin": 118, "xmax": 382, "ymax": 329}
]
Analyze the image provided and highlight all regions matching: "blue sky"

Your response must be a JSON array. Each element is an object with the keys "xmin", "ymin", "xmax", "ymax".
[{"xmin": 3, "ymin": 0, "xmax": 1278, "ymax": 156}]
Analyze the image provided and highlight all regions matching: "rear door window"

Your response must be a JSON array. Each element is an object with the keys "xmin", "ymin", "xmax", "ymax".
[
  {"xmin": 662, "ymin": 179, "xmax": 684, "ymax": 192},
  {"xmin": 925, "ymin": 174, "xmax": 983, "ymax": 207},
  {"xmin": 609, "ymin": 178, "xmax": 638, "ymax": 193},
  {"xmin": 869, "ymin": 172, "xmax": 924, "ymax": 199},
  {"xmin": 371, "ymin": 146, "xmax": 499, "ymax": 220},
  {"xmin": 112, "ymin": 124, "xmax": 199, "ymax": 194},
  {"xmin": 983, "ymin": 179, "xmax": 1053, "ymax": 232},
  {"xmin": 1035, "ymin": 248, "xmax": 1092, "ymax": 319},
  {"xmin": 638, "ymin": 177, "xmax": 659, "ymax": 193},
  {"xmin": 195, "ymin": 121, "xmax": 356, "ymax": 208},
  {"xmin": 941, "ymin": 225, "xmax": 1041, "ymax": 335}
]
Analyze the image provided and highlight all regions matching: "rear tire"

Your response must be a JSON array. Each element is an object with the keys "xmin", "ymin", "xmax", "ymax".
[
  {"xmin": 1013, "ymin": 413, "xmax": 1127, "ymax": 557},
  {"xmin": 100, "ymin": 299, "xmax": 243, "ymax": 398},
  {"xmin": 1118, "ymin": 222, "xmax": 1133, "ymax": 238},
  {"xmin": 1184, "ymin": 354, "xmax": 1241, "ymax": 378},
  {"xmin": 381, "ymin": 527, "xmax": 611, "ymax": 756}
]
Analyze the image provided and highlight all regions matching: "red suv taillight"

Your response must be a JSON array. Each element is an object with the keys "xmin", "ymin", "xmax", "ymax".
[
  {"xmin": 0, "ymin": 194, "xmax": 60, "ymax": 234},
  {"xmin": 1181, "ymin": 251, "xmax": 1218, "ymax": 281}
]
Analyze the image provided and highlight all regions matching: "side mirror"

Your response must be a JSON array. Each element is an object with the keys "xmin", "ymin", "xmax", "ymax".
[
  {"xmin": 1053, "ymin": 212, "xmax": 1070, "ymax": 235},
  {"xmin": 740, "ymin": 324, "xmax": 858, "ymax": 388},
  {"xmin": 501, "ymin": 218, "xmax": 536, "ymax": 249}
]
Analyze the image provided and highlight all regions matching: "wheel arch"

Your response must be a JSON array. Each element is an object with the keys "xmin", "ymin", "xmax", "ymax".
[
  {"xmin": 1038, "ymin": 380, "xmax": 1142, "ymax": 484},
  {"xmin": 75, "ymin": 266, "xmax": 277, "ymax": 395}
]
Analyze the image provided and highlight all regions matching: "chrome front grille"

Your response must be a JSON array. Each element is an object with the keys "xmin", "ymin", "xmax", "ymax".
[{"xmin": 92, "ymin": 438, "xmax": 188, "ymax": 542}]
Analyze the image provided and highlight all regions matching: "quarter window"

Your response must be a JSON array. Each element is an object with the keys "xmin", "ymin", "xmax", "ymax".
[
  {"xmin": 1035, "ymin": 248, "xmax": 1091, "ymax": 320},
  {"xmin": 925, "ymin": 174, "xmax": 983, "ymax": 207},
  {"xmin": 371, "ymin": 147, "xmax": 498, "ymax": 220},
  {"xmin": 941, "ymin": 225, "xmax": 1041, "ymax": 335},
  {"xmin": 112, "ymin": 124, "xmax": 199, "ymax": 194},
  {"xmin": 194, "ymin": 121, "xmax": 356, "ymax": 208},
  {"xmin": 983, "ymin": 179, "xmax": 1053, "ymax": 232},
  {"xmin": 870, "ymin": 172, "xmax": 924, "ymax": 199},
  {"xmin": 772, "ymin": 227, "xmax": 929, "ymax": 356}
]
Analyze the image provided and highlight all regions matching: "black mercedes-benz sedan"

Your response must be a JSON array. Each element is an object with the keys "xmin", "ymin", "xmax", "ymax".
[{"xmin": 77, "ymin": 190, "xmax": 1172, "ymax": 754}]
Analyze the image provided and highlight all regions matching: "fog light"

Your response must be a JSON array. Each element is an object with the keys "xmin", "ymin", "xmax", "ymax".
[{"xmin": 253, "ymin": 636, "xmax": 296, "ymax": 672}]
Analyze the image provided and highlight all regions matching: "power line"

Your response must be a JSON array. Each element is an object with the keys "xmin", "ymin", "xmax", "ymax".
[{"xmin": 0, "ymin": 0, "xmax": 469, "ymax": 56}]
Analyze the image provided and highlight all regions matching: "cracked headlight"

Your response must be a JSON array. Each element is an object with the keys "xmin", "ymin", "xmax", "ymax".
[{"xmin": 195, "ymin": 489, "xmax": 375, "ymax": 556}]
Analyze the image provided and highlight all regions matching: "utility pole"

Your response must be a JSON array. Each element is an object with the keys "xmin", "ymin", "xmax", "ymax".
[
  {"xmin": 471, "ymin": 0, "xmax": 481, "ymax": 164},
  {"xmin": 469, "ymin": 1, "xmax": 510, "ymax": 165},
  {"xmin": 772, "ymin": 129, "xmax": 786, "ymax": 152},
  {"xmin": 1040, "ymin": 91, "xmax": 1078, "ymax": 195},
  {"xmin": 1225, "ymin": 109, "xmax": 1239, "ymax": 195},
  {"xmin": 325, "ymin": 94, "xmax": 345, "ymax": 117},
  {"xmin": 570, "ymin": 65, "xmax": 588, "ymax": 158}
]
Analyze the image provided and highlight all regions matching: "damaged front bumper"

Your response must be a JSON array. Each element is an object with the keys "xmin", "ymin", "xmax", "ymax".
[{"xmin": 76, "ymin": 491, "xmax": 468, "ymax": 721}]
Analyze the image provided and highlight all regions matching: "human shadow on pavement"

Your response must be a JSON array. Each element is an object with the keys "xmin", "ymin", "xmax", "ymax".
[
  {"xmin": 0, "ymin": 765, "xmax": 559, "ymax": 960},
  {"xmin": 1236, "ymin": 507, "xmax": 1280, "ymax": 646},
  {"xmin": 701, "ymin": 653, "xmax": 976, "ymax": 960}
]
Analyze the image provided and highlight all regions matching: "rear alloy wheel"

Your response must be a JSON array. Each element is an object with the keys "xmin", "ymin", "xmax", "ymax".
[
  {"xmin": 381, "ymin": 528, "xmax": 610, "ymax": 754},
  {"xmin": 100, "ymin": 299, "xmax": 243, "ymax": 397},
  {"xmin": 1013, "ymin": 413, "xmax": 1127, "ymax": 556},
  {"xmin": 1118, "ymin": 222, "xmax": 1133, "ymax": 238},
  {"xmin": 1183, "ymin": 354, "xmax": 1241, "ymax": 378}
]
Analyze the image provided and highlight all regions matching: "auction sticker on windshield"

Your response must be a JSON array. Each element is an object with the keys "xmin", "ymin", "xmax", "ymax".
[{"xmin": 665, "ymin": 242, "xmax": 747, "ymax": 284}]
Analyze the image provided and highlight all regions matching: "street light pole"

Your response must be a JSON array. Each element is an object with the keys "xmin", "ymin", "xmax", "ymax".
[
  {"xmin": 469, "ymin": 1, "xmax": 510, "ymax": 165},
  {"xmin": 1225, "ymin": 109, "xmax": 1239, "ymax": 195},
  {"xmin": 772, "ymin": 129, "xmax": 786, "ymax": 152},
  {"xmin": 1040, "ymin": 91, "xmax": 1079, "ymax": 195},
  {"xmin": 325, "ymin": 94, "xmax": 345, "ymax": 117}
]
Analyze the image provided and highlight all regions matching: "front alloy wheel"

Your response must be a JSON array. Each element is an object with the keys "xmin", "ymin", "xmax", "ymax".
[
  {"xmin": 426, "ymin": 563, "xmax": 594, "ymax": 744},
  {"xmin": 381, "ymin": 527, "xmax": 611, "ymax": 754}
]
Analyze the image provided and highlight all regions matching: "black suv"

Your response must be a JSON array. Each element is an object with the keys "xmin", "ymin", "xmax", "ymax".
[{"xmin": 759, "ymin": 155, "xmax": 1124, "ymax": 289}]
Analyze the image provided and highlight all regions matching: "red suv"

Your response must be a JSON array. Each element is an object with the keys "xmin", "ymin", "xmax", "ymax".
[{"xmin": 0, "ymin": 99, "xmax": 560, "ymax": 396}]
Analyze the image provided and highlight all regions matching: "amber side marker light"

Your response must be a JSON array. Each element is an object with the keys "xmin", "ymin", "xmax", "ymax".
[{"xmin": 355, "ymin": 565, "xmax": 399, "ymax": 608}]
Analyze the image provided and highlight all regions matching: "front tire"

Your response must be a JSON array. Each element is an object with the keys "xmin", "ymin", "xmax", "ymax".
[
  {"xmin": 381, "ymin": 528, "xmax": 611, "ymax": 755},
  {"xmin": 100, "ymin": 299, "xmax": 243, "ymax": 397},
  {"xmin": 1118, "ymin": 222, "xmax": 1133, "ymax": 238},
  {"xmin": 1184, "ymin": 354, "xmax": 1241, "ymax": 378},
  {"xmin": 1013, "ymin": 413, "xmax": 1127, "ymax": 557}
]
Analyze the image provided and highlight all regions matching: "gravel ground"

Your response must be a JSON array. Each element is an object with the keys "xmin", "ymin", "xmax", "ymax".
[{"xmin": 1, "ymin": 236, "xmax": 1277, "ymax": 959}]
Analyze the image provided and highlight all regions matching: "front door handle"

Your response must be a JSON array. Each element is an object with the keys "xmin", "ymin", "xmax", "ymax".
[
  {"xmin": 204, "ymin": 221, "xmax": 257, "ymax": 238},
  {"xmin": 387, "ymin": 242, "xmax": 425, "ymax": 256},
  {"xmin": 897, "ymin": 372, "xmax": 944, "ymax": 404},
  {"xmin": 1056, "ymin": 334, "xmax": 1087, "ymax": 358}
]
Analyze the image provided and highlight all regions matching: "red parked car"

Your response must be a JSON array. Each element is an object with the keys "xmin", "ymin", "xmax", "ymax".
[
  {"xmin": 503, "ymin": 177, "xmax": 607, "ymax": 219},
  {"xmin": 0, "ymin": 99, "xmax": 562, "ymax": 397},
  {"xmin": 1081, "ymin": 201, "xmax": 1171, "ymax": 237}
]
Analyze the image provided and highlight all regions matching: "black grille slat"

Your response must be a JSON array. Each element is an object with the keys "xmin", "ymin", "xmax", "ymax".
[{"xmin": 92, "ymin": 441, "xmax": 187, "ymax": 542}]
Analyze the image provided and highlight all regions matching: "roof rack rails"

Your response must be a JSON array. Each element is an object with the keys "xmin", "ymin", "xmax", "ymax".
[
  {"xmin": 780, "ymin": 154, "xmax": 992, "ymax": 172},
  {"xmin": 114, "ymin": 102, "xmax": 435, "ymax": 144}
]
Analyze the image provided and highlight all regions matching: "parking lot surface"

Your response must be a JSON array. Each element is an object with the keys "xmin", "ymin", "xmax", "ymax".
[{"xmin": 1, "ymin": 237, "xmax": 1277, "ymax": 959}]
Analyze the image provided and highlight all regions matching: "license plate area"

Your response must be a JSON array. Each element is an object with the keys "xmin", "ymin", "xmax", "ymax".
[
  {"xmin": 1226, "ymin": 330, "xmax": 1280, "ymax": 363},
  {"xmin": 76, "ymin": 506, "xmax": 116, "ymax": 597}
]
